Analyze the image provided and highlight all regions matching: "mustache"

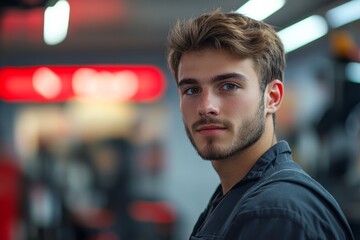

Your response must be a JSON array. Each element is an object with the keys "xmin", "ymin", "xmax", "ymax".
[{"xmin": 192, "ymin": 117, "xmax": 232, "ymax": 131}]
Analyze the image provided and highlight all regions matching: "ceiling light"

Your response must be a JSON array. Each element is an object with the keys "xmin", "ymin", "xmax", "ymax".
[
  {"xmin": 277, "ymin": 15, "xmax": 328, "ymax": 53},
  {"xmin": 326, "ymin": 0, "xmax": 360, "ymax": 28},
  {"xmin": 44, "ymin": 0, "xmax": 70, "ymax": 45},
  {"xmin": 235, "ymin": 0, "xmax": 286, "ymax": 21}
]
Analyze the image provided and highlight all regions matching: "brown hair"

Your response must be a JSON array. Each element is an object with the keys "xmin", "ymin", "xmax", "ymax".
[{"xmin": 167, "ymin": 10, "xmax": 286, "ymax": 92}]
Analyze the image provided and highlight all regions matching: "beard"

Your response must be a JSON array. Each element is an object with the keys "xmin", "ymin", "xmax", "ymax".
[{"xmin": 184, "ymin": 99, "xmax": 265, "ymax": 160}]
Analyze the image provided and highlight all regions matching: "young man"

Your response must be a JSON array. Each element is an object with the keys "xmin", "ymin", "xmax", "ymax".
[{"xmin": 167, "ymin": 11, "xmax": 354, "ymax": 239}]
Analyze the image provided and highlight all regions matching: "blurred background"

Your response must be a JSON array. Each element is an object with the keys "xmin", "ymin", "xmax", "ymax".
[{"xmin": 0, "ymin": 0, "xmax": 360, "ymax": 239}]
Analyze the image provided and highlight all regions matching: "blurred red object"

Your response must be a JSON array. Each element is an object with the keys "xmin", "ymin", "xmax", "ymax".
[
  {"xmin": 128, "ymin": 200, "xmax": 176, "ymax": 223},
  {"xmin": 0, "ymin": 65, "xmax": 166, "ymax": 103},
  {"xmin": 0, "ymin": 157, "xmax": 21, "ymax": 240}
]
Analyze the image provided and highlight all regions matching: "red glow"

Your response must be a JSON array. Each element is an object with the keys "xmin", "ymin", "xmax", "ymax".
[
  {"xmin": 128, "ymin": 200, "xmax": 176, "ymax": 223},
  {"xmin": 0, "ymin": 65, "xmax": 166, "ymax": 103},
  {"xmin": 1, "ymin": 8, "xmax": 43, "ymax": 43}
]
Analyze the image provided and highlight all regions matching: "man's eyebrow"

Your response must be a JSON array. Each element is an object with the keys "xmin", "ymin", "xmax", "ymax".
[
  {"xmin": 177, "ymin": 78, "xmax": 198, "ymax": 88},
  {"xmin": 212, "ymin": 73, "xmax": 247, "ymax": 82},
  {"xmin": 177, "ymin": 73, "xmax": 247, "ymax": 88}
]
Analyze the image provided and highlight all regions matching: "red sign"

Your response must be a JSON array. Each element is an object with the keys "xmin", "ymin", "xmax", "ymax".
[{"xmin": 0, "ymin": 65, "xmax": 166, "ymax": 102}]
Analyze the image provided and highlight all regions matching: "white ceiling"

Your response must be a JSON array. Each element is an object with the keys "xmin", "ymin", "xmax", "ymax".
[{"xmin": 0, "ymin": 0, "xmax": 358, "ymax": 62}]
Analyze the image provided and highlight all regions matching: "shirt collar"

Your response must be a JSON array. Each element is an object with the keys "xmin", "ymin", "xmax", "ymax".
[{"xmin": 242, "ymin": 140, "xmax": 291, "ymax": 181}]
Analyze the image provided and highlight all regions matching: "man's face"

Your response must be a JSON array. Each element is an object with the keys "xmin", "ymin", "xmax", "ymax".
[{"xmin": 177, "ymin": 49, "xmax": 265, "ymax": 160}]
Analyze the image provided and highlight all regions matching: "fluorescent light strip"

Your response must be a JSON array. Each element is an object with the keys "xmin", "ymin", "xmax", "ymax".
[
  {"xmin": 277, "ymin": 15, "xmax": 328, "ymax": 53},
  {"xmin": 346, "ymin": 62, "xmax": 360, "ymax": 84},
  {"xmin": 326, "ymin": 0, "xmax": 360, "ymax": 28},
  {"xmin": 235, "ymin": 0, "xmax": 286, "ymax": 21},
  {"xmin": 44, "ymin": 0, "xmax": 70, "ymax": 45}
]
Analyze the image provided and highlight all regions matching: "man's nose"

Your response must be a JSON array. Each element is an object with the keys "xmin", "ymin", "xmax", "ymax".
[{"xmin": 197, "ymin": 90, "xmax": 220, "ymax": 116}]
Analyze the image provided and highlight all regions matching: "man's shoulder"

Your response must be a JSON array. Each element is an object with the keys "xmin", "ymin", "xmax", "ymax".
[
  {"xmin": 240, "ymin": 175, "xmax": 324, "ymax": 213},
  {"xmin": 239, "ymin": 167, "xmax": 333, "ymax": 214},
  {"xmin": 226, "ymin": 171, "xmax": 354, "ymax": 239},
  {"xmin": 234, "ymin": 169, "xmax": 347, "ymax": 232}
]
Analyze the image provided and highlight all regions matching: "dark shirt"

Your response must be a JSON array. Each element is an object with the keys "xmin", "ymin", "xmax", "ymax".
[{"xmin": 190, "ymin": 141, "xmax": 354, "ymax": 240}]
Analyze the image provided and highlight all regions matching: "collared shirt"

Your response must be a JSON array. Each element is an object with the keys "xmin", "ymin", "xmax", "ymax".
[{"xmin": 190, "ymin": 141, "xmax": 354, "ymax": 240}]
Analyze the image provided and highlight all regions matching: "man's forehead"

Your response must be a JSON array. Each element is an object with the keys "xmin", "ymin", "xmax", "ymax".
[{"xmin": 178, "ymin": 50, "xmax": 257, "ymax": 82}]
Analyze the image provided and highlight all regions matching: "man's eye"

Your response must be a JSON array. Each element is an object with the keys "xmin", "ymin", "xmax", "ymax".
[
  {"xmin": 184, "ymin": 87, "xmax": 200, "ymax": 95},
  {"xmin": 222, "ymin": 83, "xmax": 239, "ymax": 90}
]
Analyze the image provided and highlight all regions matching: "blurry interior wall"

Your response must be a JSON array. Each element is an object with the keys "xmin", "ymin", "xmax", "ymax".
[{"xmin": 1, "ymin": 1, "xmax": 360, "ymax": 239}]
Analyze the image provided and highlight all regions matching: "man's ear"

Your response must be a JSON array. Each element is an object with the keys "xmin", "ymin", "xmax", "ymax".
[{"xmin": 265, "ymin": 79, "xmax": 284, "ymax": 115}]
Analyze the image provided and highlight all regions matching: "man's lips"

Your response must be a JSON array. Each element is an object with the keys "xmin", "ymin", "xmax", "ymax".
[{"xmin": 196, "ymin": 124, "xmax": 226, "ymax": 136}]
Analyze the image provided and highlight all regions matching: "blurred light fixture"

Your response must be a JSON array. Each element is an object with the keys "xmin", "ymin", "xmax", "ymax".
[
  {"xmin": 0, "ymin": 65, "xmax": 166, "ymax": 102},
  {"xmin": 72, "ymin": 68, "xmax": 140, "ymax": 101},
  {"xmin": 326, "ymin": 0, "xmax": 360, "ymax": 28},
  {"xmin": 43, "ymin": 0, "xmax": 70, "ymax": 45},
  {"xmin": 33, "ymin": 67, "xmax": 62, "ymax": 98},
  {"xmin": 277, "ymin": 15, "xmax": 328, "ymax": 53},
  {"xmin": 235, "ymin": 0, "xmax": 286, "ymax": 20},
  {"xmin": 346, "ymin": 62, "xmax": 360, "ymax": 84}
]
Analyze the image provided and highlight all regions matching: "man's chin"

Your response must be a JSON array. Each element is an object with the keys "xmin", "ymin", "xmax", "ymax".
[
  {"xmin": 196, "ymin": 147, "xmax": 227, "ymax": 161},
  {"xmin": 198, "ymin": 154, "xmax": 214, "ymax": 161}
]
